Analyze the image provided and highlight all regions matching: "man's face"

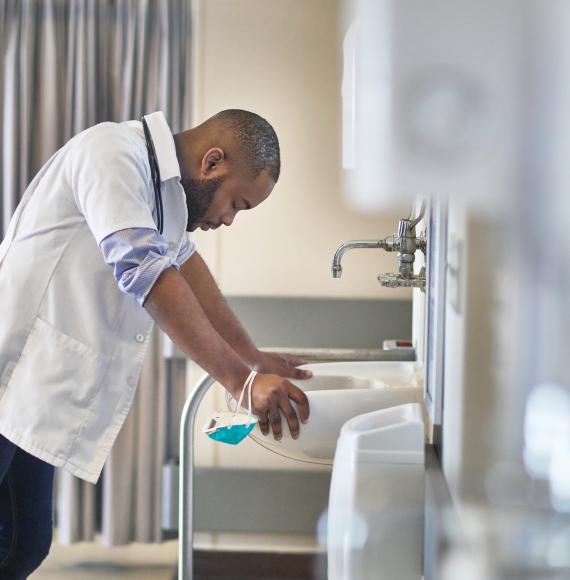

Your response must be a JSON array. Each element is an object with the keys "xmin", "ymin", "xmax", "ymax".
[{"xmin": 181, "ymin": 168, "xmax": 275, "ymax": 232}]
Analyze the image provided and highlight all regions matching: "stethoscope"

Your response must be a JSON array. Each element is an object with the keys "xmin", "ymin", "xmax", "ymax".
[{"xmin": 141, "ymin": 117, "xmax": 164, "ymax": 235}]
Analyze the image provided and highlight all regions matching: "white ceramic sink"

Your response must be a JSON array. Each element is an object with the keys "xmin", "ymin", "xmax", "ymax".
[{"xmin": 248, "ymin": 361, "xmax": 423, "ymax": 464}]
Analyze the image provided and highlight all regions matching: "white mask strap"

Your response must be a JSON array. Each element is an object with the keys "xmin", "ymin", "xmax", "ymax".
[
  {"xmin": 231, "ymin": 370, "xmax": 257, "ymax": 426},
  {"xmin": 246, "ymin": 371, "xmax": 257, "ymax": 425}
]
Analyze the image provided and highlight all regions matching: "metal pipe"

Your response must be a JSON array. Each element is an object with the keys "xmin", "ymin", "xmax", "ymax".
[
  {"xmin": 178, "ymin": 373, "xmax": 216, "ymax": 580},
  {"xmin": 331, "ymin": 239, "xmax": 388, "ymax": 278}
]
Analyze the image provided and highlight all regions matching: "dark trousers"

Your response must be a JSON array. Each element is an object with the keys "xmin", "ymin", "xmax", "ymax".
[{"xmin": 0, "ymin": 434, "xmax": 54, "ymax": 579}]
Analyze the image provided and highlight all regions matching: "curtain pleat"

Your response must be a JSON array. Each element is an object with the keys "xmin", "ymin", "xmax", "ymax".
[{"xmin": 0, "ymin": 0, "xmax": 192, "ymax": 545}]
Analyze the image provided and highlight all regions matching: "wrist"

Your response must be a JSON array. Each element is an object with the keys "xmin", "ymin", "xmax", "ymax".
[
  {"xmin": 242, "ymin": 346, "xmax": 263, "ymax": 369},
  {"xmin": 222, "ymin": 364, "xmax": 252, "ymax": 398}
]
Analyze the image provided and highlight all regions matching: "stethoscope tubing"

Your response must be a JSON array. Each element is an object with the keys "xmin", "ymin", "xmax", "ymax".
[{"xmin": 142, "ymin": 117, "xmax": 164, "ymax": 235}]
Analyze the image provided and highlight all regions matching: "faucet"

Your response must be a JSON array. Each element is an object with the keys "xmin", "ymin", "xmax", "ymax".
[
  {"xmin": 331, "ymin": 202, "xmax": 427, "ymax": 290},
  {"xmin": 331, "ymin": 239, "xmax": 396, "ymax": 278}
]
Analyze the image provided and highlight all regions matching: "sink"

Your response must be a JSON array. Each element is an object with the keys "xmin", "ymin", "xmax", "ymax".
[{"xmin": 248, "ymin": 361, "xmax": 423, "ymax": 464}]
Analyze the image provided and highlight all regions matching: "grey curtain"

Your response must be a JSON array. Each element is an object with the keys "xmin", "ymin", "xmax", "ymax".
[{"xmin": 0, "ymin": 0, "xmax": 192, "ymax": 544}]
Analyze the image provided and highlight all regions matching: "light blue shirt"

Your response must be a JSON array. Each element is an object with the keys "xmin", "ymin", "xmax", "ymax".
[{"xmin": 100, "ymin": 228, "xmax": 195, "ymax": 306}]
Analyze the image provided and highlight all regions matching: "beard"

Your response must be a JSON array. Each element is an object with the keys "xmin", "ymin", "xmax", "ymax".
[{"xmin": 179, "ymin": 174, "xmax": 226, "ymax": 231}]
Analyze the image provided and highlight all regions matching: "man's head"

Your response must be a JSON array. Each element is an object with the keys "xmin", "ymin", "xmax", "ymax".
[{"xmin": 173, "ymin": 109, "xmax": 280, "ymax": 231}]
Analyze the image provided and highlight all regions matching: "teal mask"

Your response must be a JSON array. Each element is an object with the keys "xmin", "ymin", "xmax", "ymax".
[
  {"xmin": 204, "ymin": 414, "xmax": 257, "ymax": 445},
  {"xmin": 203, "ymin": 370, "xmax": 258, "ymax": 446}
]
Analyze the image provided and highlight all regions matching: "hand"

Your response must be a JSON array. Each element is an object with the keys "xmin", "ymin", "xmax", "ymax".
[
  {"xmin": 249, "ymin": 373, "xmax": 310, "ymax": 441},
  {"xmin": 252, "ymin": 351, "xmax": 313, "ymax": 381}
]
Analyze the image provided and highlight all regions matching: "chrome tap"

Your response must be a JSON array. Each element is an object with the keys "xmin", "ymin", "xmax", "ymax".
[
  {"xmin": 378, "ymin": 201, "xmax": 427, "ymax": 291},
  {"xmin": 331, "ymin": 239, "xmax": 395, "ymax": 278},
  {"xmin": 331, "ymin": 202, "xmax": 427, "ymax": 290}
]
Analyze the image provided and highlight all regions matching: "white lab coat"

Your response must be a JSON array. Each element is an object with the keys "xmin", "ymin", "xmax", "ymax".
[{"xmin": 0, "ymin": 112, "xmax": 187, "ymax": 483}]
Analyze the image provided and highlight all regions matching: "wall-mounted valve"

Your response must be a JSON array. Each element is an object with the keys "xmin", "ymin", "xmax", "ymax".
[
  {"xmin": 378, "ymin": 202, "xmax": 427, "ymax": 291},
  {"xmin": 331, "ymin": 202, "xmax": 427, "ymax": 291}
]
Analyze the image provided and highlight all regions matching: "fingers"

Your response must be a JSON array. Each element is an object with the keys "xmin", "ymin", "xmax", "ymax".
[
  {"xmin": 287, "ymin": 385, "xmax": 310, "ymax": 424},
  {"xmin": 257, "ymin": 412, "xmax": 270, "ymax": 436},
  {"xmin": 293, "ymin": 367, "xmax": 313, "ymax": 380},
  {"xmin": 252, "ymin": 375, "xmax": 310, "ymax": 441},
  {"xmin": 281, "ymin": 354, "xmax": 306, "ymax": 367},
  {"xmin": 279, "ymin": 354, "xmax": 313, "ymax": 380},
  {"xmin": 280, "ymin": 397, "xmax": 301, "ymax": 440},
  {"xmin": 278, "ymin": 363, "xmax": 313, "ymax": 381},
  {"xmin": 268, "ymin": 407, "xmax": 282, "ymax": 441}
]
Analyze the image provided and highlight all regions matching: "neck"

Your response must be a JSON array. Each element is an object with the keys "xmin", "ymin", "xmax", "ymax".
[{"xmin": 173, "ymin": 130, "xmax": 198, "ymax": 180}]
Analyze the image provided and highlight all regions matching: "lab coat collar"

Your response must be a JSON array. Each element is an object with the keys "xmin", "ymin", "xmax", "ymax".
[{"xmin": 142, "ymin": 111, "xmax": 181, "ymax": 182}]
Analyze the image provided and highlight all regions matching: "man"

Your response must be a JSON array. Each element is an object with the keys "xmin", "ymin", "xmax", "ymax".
[{"xmin": 0, "ymin": 109, "xmax": 311, "ymax": 577}]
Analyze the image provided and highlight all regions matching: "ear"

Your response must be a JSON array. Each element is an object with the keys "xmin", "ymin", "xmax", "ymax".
[{"xmin": 201, "ymin": 147, "xmax": 225, "ymax": 176}]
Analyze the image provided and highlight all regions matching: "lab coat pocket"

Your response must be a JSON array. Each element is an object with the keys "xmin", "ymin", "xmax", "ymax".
[{"xmin": 4, "ymin": 316, "xmax": 111, "ymax": 453}]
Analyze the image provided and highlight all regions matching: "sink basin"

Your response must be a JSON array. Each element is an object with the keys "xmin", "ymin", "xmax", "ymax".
[{"xmin": 248, "ymin": 361, "xmax": 423, "ymax": 464}]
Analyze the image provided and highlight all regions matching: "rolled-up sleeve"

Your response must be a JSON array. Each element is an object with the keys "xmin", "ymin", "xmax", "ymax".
[
  {"xmin": 176, "ymin": 235, "xmax": 197, "ymax": 266},
  {"xmin": 100, "ymin": 228, "xmax": 179, "ymax": 306}
]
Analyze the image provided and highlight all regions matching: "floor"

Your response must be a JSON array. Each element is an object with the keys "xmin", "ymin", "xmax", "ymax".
[
  {"xmin": 32, "ymin": 534, "xmax": 327, "ymax": 580},
  {"xmin": 32, "ymin": 538, "xmax": 179, "ymax": 580}
]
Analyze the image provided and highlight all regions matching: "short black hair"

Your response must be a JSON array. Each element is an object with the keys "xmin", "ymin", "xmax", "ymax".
[{"xmin": 212, "ymin": 109, "xmax": 280, "ymax": 182}]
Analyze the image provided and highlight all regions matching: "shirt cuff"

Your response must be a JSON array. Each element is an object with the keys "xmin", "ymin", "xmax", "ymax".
[
  {"xmin": 176, "ymin": 236, "xmax": 197, "ymax": 266},
  {"xmin": 122, "ymin": 251, "xmax": 178, "ymax": 306},
  {"xmin": 99, "ymin": 227, "xmax": 179, "ymax": 305}
]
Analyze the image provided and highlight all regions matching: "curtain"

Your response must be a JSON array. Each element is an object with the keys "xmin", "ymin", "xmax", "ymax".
[{"xmin": 0, "ymin": 0, "xmax": 192, "ymax": 544}]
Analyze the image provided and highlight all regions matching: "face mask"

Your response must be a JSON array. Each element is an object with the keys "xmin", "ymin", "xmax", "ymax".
[{"xmin": 203, "ymin": 370, "xmax": 258, "ymax": 445}]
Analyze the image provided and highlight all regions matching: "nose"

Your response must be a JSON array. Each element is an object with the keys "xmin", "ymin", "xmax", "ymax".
[{"xmin": 221, "ymin": 212, "xmax": 235, "ymax": 227}]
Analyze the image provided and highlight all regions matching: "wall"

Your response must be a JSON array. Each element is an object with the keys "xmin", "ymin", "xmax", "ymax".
[{"xmin": 191, "ymin": 0, "xmax": 411, "ymax": 300}]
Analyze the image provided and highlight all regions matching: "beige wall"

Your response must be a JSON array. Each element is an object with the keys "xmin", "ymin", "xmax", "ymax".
[{"xmin": 191, "ymin": 0, "xmax": 410, "ymax": 300}]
